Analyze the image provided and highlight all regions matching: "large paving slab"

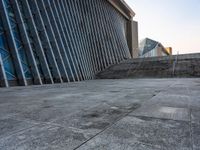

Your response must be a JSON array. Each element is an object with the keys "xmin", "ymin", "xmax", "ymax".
[
  {"xmin": 0, "ymin": 78, "xmax": 200, "ymax": 149},
  {"xmin": 0, "ymin": 124, "xmax": 87, "ymax": 150},
  {"xmin": 77, "ymin": 116, "xmax": 191, "ymax": 150},
  {"xmin": 0, "ymin": 117, "xmax": 37, "ymax": 139},
  {"xmin": 191, "ymin": 109, "xmax": 200, "ymax": 124},
  {"xmin": 192, "ymin": 123, "xmax": 200, "ymax": 150},
  {"xmin": 129, "ymin": 105, "xmax": 190, "ymax": 121}
]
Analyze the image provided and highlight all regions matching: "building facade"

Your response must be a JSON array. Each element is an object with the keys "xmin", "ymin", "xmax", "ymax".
[
  {"xmin": 165, "ymin": 47, "xmax": 173, "ymax": 55},
  {"xmin": 139, "ymin": 38, "xmax": 172, "ymax": 58},
  {"xmin": 0, "ymin": 0, "xmax": 138, "ymax": 87}
]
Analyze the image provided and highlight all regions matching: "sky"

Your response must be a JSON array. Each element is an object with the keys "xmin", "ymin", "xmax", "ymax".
[{"xmin": 125, "ymin": 0, "xmax": 200, "ymax": 54}]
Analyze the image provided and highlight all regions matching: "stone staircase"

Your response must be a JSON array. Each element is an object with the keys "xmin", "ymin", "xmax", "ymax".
[{"xmin": 96, "ymin": 53, "xmax": 200, "ymax": 79}]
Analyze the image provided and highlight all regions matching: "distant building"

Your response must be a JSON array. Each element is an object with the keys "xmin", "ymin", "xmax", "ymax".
[
  {"xmin": 165, "ymin": 47, "xmax": 173, "ymax": 55},
  {"xmin": 139, "ymin": 38, "xmax": 172, "ymax": 58}
]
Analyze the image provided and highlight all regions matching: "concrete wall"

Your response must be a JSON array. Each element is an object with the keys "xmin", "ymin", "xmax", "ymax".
[
  {"xmin": 126, "ymin": 20, "xmax": 139, "ymax": 58},
  {"xmin": 96, "ymin": 53, "xmax": 200, "ymax": 79},
  {"xmin": 131, "ymin": 21, "xmax": 139, "ymax": 58}
]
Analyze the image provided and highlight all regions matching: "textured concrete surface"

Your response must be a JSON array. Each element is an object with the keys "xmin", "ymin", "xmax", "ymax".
[
  {"xmin": 96, "ymin": 53, "xmax": 200, "ymax": 79},
  {"xmin": 0, "ymin": 78, "xmax": 200, "ymax": 150}
]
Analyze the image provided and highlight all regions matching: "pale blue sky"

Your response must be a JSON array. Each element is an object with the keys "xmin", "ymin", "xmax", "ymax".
[{"xmin": 125, "ymin": 0, "xmax": 200, "ymax": 54}]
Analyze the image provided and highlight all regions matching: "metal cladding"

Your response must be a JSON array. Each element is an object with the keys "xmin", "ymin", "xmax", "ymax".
[{"xmin": 0, "ymin": 0, "xmax": 133, "ymax": 87}]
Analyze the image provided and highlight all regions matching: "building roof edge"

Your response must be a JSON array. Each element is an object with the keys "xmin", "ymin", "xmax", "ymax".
[{"xmin": 107, "ymin": 0, "xmax": 135, "ymax": 20}]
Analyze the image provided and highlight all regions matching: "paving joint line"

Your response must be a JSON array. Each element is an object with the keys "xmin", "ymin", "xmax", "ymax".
[
  {"xmin": 73, "ymin": 81, "xmax": 187, "ymax": 149},
  {"xmin": 73, "ymin": 90, "xmax": 163, "ymax": 150},
  {"xmin": 129, "ymin": 114, "xmax": 190, "ymax": 123},
  {"xmin": 73, "ymin": 110, "xmax": 136, "ymax": 150}
]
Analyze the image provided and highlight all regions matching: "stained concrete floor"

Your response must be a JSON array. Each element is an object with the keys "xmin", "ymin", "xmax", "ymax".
[{"xmin": 0, "ymin": 78, "xmax": 200, "ymax": 150}]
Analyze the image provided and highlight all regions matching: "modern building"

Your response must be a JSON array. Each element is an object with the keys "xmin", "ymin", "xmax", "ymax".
[
  {"xmin": 139, "ymin": 38, "xmax": 172, "ymax": 58},
  {"xmin": 165, "ymin": 47, "xmax": 173, "ymax": 55},
  {"xmin": 0, "ymin": 0, "xmax": 138, "ymax": 87}
]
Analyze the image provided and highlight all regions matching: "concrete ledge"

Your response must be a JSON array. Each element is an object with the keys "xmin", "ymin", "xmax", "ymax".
[
  {"xmin": 125, "ymin": 53, "xmax": 200, "ymax": 63},
  {"xmin": 96, "ymin": 53, "xmax": 200, "ymax": 79}
]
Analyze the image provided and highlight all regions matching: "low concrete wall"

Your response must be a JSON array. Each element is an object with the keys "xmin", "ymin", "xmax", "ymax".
[{"xmin": 96, "ymin": 53, "xmax": 200, "ymax": 79}]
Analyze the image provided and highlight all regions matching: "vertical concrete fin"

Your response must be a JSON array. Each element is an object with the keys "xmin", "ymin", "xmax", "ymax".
[
  {"xmin": 27, "ymin": 0, "xmax": 63, "ymax": 83},
  {"xmin": 35, "ymin": 0, "xmax": 70, "ymax": 82},
  {"xmin": 11, "ymin": 0, "xmax": 42, "ymax": 85},
  {"xmin": 0, "ymin": 54, "xmax": 9, "ymax": 87}
]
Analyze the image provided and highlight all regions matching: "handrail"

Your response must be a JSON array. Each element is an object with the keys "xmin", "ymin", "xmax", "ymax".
[{"xmin": 172, "ymin": 53, "xmax": 179, "ymax": 76}]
